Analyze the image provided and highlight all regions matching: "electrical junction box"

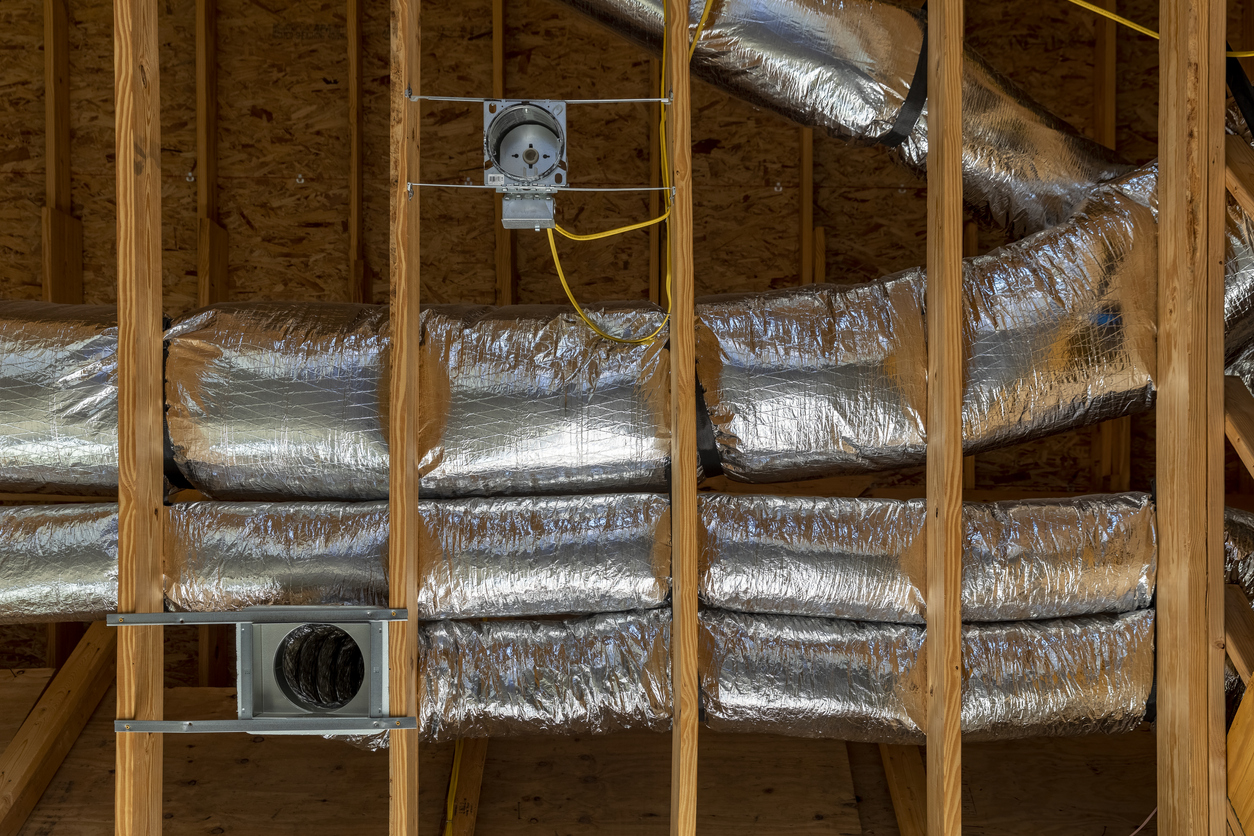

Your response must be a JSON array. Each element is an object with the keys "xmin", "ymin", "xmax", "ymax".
[{"xmin": 483, "ymin": 99, "xmax": 568, "ymax": 229}]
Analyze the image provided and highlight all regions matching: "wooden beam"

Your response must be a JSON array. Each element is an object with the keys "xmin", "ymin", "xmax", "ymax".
[
  {"xmin": 1232, "ymin": 690, "xmax": 1254, "ymax": 833},
  {"xmin": 114, "ymin": 0, "xmax": 165, "ymax": 828},
  {"xmin": 445, "ymin": 739, "xmax": 489, "ymax": 836},
  {"xmin": 1228, "ymin": 134, "xmax": 1254, "ymax": 222},
  {"xmin": 1158, "ymin": 0, "xmax": 1227, "ymax": 830},
  {"xmin": 1227, "ymin": 584, "xmax": 1254, "ymax": 686},
  {"xmin": 1227, "ymin": 376, "xmax": 1254, "ymax": 479},
  {"xmin": 1094, "ymin": 0, "xmax": 1117, "ymax": 149},
  {"xmin": 879, "ymin": 744, "xmax": 926, "ymax": 836},
  {"xmin": 41, "ymin": 0, "xmax": 82, "ymax": 305},
  {"xmin": 45, "ymin": 623, "xmax": 86, "ymax": 669},
  {"xmin": 800, "ymin": 127, "xmax": 813, "ymax": 285},
  {"xmin": 492, "ymin": 0, "xmax": 514, "ymax": 307},
  {"xmin": 925, "ymin": 0, "xmax": 963, "ymax": 834},
  {"xmin": 665, "ymin": 0, "xmax": 697, "ymax": 832},
  {"xmin": 0, "ymin": 622, "xmax": 115, "ymax": 836},
  {"xmin": 196, "ymin": 0, "xmax": 228, "ymax": 306},
  {"xmin": 389, "ymin": 0, "xmax": 421, "ymax": 827},
  {"xmin": 348, "ymin": 0, "xmax": 369, "ymax": 304}
]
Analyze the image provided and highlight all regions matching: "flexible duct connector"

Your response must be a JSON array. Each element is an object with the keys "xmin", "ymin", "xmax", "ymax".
[
  {"xmin": 419, "ymin": 609, "xmax": 673, "ymax": 741},
  {"xmin": 699, "ymin": 608, "xmax": 1154, "ymax": 743},
  {"xmin": 164, "ymin": 495, "xmax": 671, "ymax": 618},
  {"xmin": 165, "ymin": 302, "xmax": 671, "ymax": 499},
  {"xmin": 556, "ymin": 0, "xmax": 1130, "ymax": 234},
  {"xmin": 0, "ymin": 503, "xmax": 118, "ymax": 624},
  {"xmin": 700, "ymin": 493, "xmax": 1156, "ymax": 623},
  {"xmin": 697, "ymin": 172, "xmax": 1159, "ymax": 480},
  {"xmin": 0, "ymin": 301, "xmax": 120, "ymax": 496}
]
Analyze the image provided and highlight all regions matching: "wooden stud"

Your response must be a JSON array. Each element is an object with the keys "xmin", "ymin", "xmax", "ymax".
[
  {"xmin": 42, "ymin": 0, "xmax": 82, "ymax": 305},
  {"xmin": 492, "ymin": 0, "xmax": 514, "ymax": 307},
  {"xmin": 1232, "ymin": 692, "xmax": 1254, "ymax": 832},
  {"xmin": 1230, "ymin": 376, "xmax": 1254, "ymax": 479},
  {"xmin": 1227, "ymin": 585, "xmax": 1254, "ymax": 686},
  {"xmin": 198, "ymin": 625, "xmax": 233, "ymax": 687},
  {"xmin": 1229, "ymin": 134, "xmax": 1254, "ymax": 224},
  {"xmin": 665, "ymin": 0, "xmax": 698, "ymax": 832},
  {"xmin": 45, "ymin": 622, "xmax": 87, "ymax": 669},
  {"xmin": 349, "ymin": 0, "xmax": 369, "ymax": 304},
  {"xmin": 879, "ymin": 744, "xmax": 926, "ymax": 836},
  {"xmin": 925, "ymin": 0, "xmax": 963, "ymax": 834},
  {"xmin": 389, "ymin": 0, "xmax": 421, "ymax": 827},
  {"xmin": 0, "ymin": 622, "xmax": 116, "ymax": 836},
  {"xmin": 800, "ymin": 127, "xmax": 813, "ymax": 285},
  {"xmin": 196, "ymin": 0, "xmax": 229, "ymax": 307},
  {"xmin": 1158, "ymin": 0, "xmax": 1227, "ymax": 830},
  {"xmin": 115, "ymin": 0, "xmax": 166, "ymax": 829},
  {"xmin": 445, "ymin": 739, "xmax": 489, "ymax": 836},
  {"xmin": 1093, "ymin": 0, "xmax": 1117, "ymax": 149}
]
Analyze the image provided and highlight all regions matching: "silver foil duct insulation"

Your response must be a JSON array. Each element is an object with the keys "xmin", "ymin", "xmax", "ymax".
[
  {"xmin": 0, "ymin": 503, "xmax": 118, "ymax": 624},
  {"xmin": 164, "ymin": 495, "xmax": 670, "ymax": 617},
  {"xmin": 164, "ymin": 501, "xmax": 390, "ymax": 612},
  {"xmin": 555, "ymin": 0, "xmax": 1129, "ymax": 234},
  {"xmin": 419, "ymin": 609, "xmax": 672, "ymax": 741},
  {"xmin": 699, "ymin": 608, "xmax": 1154, "ymax": 743},
  {"xmin": 1225, "ymin": 506, "xmax": 1254, "ymax": 605},
  {"xmin": 165, "ymin": 302, "xmax": 670, "ymax": 499},
  {"xmin": 699, "ymin": 493, "xmax": 1156, "ymax": 623},
  {"xmin": 697, "ymin": 176, "xmax": 1158, "ymax": 481},
  {"xmin": 0, "ymin": 300, "xmax": 120, "ymax": 495}
]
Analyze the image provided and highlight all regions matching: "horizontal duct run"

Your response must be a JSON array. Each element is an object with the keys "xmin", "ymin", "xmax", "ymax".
[
  {"xmin": 0, "ymin": 493, "xmax": 1150, "ymax": 624},
  {"xmin": 556, "ymin": 0, "xmax": 1129, "ymax": 235}
]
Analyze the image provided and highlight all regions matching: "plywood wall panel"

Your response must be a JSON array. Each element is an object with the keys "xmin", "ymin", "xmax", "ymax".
[{"xmin": 0, "ymin": 0, "xmax": 44, "ymax": 302}]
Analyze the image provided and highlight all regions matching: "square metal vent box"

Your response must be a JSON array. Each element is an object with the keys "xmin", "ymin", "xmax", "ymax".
[{"xmin": 484, "ymin": 99, "xmax": 567, "ymax": 229}]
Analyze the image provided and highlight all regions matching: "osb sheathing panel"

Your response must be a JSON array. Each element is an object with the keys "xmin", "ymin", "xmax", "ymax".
[{"xmin": 0, "ymin": 0, "xmax": 44, "ymax": 301}]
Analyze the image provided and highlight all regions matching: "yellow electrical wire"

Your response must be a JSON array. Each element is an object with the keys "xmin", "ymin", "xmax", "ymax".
[
  {"xmin": 1064, "ymin": 0, "xmax": 1254, "ymax": 57},
  {"xmin": 555, "ymin": 209, "xmax": 670, "ymax": 241},
  {"xmin": 548, "ymin": 228, "xmax": 671, "ymax": 344},
  {"xmin": 689, "ymin": 0, "xmax": 717, "ymax": 60},
  {"xmin": 442, "ymin": 739, "xmax": 465, "ymax": 836}
]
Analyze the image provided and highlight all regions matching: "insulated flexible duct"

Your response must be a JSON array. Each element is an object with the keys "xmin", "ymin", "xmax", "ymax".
[
  {"xmin": 0, "ymin": 300, "xmax": 121, "ymax": 496},
  {"xmin": 165, "ymin": 302, "xmax": 670, "ymax": 500},
  {"xmin": 419, "ymin": 609, "xmax": 672, "ymax": 741},
  {"xmin": 699, "ymin": 493, "xmax": 1156, "ymax": 622},
  {"xmin": 697, "ymin": 170, "xmax": 1159, "ymax": 480},
  {"xmin": 164, "ymin": 495, "xmax": 671, "ymax": 617},
  {"xmin": 699, "ymin": 608, "xmax": 1154, "ymax": 743},
  {"xmin": 0, "ymin": 503, "xmax": 118, "ymax": 624},
  {"xmin": 556, "ymin": 0, "xmax": 1129, "ymax": 234}
]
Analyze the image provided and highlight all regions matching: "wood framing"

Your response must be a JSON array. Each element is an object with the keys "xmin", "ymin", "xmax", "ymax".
[
  {"xmin": 444, "ymin": 739, "xmax": 489, "ymax": 836},
  {"xmin": 1157, "ymin": 0, "xmax": 1226, "ymax": 830},
  {"xmin": 1228, "ymin": 376, "xmax": 1254, "ymax": 478},
  {"xmin": 41, "ymin": 0, "xmax": 82, "ymax": 305},
  {"xmin": 665, "ymin": 0, "xmax": 697, "ymax": 831},
  {"xmin": 389, "ymin": 0, "xmax": 421, "ymax": 828},
  {"xmin": 349, "ymin": 0, "xmax": 368, "ymax": 304},
  {"xmin": 114, "ymin": 0, "xmax": 166, "ymax": 830},
  {"xmin": 0, "ymin": 623, "xmax": 115, "ymax": 836},
  {"xmin": 1227, "ymin": 585, "xmax": 1254, "ymax": 686},
  {"xmin": 925, "ymin": 0, "xmax": 963, "ymax": 834},
  {"xmin": 196, "ymin": 0, "xmax": 229, "ymax": 307},
  {"xmin": 879, "ymin": 744, "xmax": 926, "ymax": 836},
  {"xmin": 800, "ymin": 127, "xmax": 813, "ymax": 285},
  {"xmin": 649, "ymin": 57, "xmax": 663, "ymax": 305},
  {"xmin": 45, "ymin": 622, "xmax": 86, "ymax": 669}
]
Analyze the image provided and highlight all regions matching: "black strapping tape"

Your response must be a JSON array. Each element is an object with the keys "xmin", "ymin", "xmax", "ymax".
[
  {"xmin": 880, "ymin": 3, "xmax": 929, "ymax": 149},
  {"xmin": 1228, "ymin": 42, "xmax": 1254, "ymax": 138}
]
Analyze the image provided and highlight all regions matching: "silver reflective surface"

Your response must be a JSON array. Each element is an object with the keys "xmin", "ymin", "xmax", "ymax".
[
  {"xmin": 697, "ymin": 176, "xmax": 1157, "ymax": 481},
  {"xmin": 165, "ymin": 495, "xmax": 670, "ymax": 617},
  {"xmin": 165, "ymin": 302, "xmax": 670, "ymax": 499},
  {"xmin": 164, "ymin": 501, "xmax": 390, "ymax": 611},
  {"xmin": 699, "ymin": 493, "xmax": 1156, "ymax": 623},
  {"xmin": 417, "ymin": 494, "xmax": 671, "ymax": 619},
  {"xmin": 419, "ymin": 609, "xmax": 672, "ymax": 741},
  {"xmin": 0, "ymin": 301, "xmax": 120, "ymax": 495},
  {"xmin": 558, "ymin": 0, "xmax": 1129, "ymax": 234},
  {"xmin": 699, "ymin": 609, "xmax": 1153, "ymax": 742},
  {"xmin": 0, "ymin": 503, "xmax": 118, "ymax": 623},
  {"xmin": 1225, "ymin": 505, "xmax": 1254, "ymax": 605}
]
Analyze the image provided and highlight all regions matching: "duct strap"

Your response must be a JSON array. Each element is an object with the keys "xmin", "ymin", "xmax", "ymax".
[
  {"xmin": 696, "ymin": 375, "xmax": 724, "ymax": 478},
  {"xmin": 879, "ymin": 3, "xmax": 929, "ymax": 149}
]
